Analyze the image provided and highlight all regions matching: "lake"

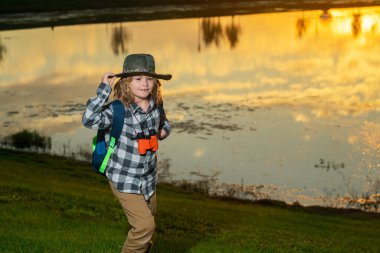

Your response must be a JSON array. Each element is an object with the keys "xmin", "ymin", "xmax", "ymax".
[{"xmin": 1, "ymin": 5, "xmax": 379, "ymax": 209}]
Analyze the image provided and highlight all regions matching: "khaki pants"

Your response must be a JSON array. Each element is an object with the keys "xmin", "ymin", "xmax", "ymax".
[{"xmin": 110, "ymin": 182, "xmax": 156, "ymax": 253}]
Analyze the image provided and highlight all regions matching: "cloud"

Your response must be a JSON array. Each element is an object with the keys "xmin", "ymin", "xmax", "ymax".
[
  {"xmin": 348, "ymin": 135, "xmax": 358, "ymax": 144},
  {"xmin": 294, "ymin": 114, "xmax": 310, "ymax": 123},
  {"xmin": 194, "ymin": 148, "xmax": 205, "ymax": 158}
]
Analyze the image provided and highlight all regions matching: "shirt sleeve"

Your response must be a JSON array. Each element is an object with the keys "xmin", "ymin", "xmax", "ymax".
[
  {"xmin": 159, "ymin": 105, "xmax": 171, "ymax": 140},
  {"xmin": 82, "ymin": 83, "xmax": 114, "ymax": 130}
]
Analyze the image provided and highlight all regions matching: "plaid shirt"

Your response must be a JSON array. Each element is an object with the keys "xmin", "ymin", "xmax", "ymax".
[{"xmin": 82, "ymin": 83, "xmax": 171, "ymax": 200}]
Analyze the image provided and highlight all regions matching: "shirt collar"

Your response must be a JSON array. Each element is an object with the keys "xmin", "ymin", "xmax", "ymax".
[{"xmin": 130, "ymin": 99, "xmax": 155, "ymax": 114}]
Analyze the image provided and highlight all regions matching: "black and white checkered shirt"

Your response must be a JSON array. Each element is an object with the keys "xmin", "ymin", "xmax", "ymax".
[{"xmin": 82, "ymin": 83, "xmax": 171, "ymax": 200}]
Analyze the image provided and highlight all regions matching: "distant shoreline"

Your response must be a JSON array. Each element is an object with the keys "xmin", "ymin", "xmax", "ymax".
[
  {"xmin": 1, "ymin": 0, "xmax": 380, "ymax": 14},
  {"xmin": 1, "ymin": 0, "xmax": 380, "ymax": 31}
]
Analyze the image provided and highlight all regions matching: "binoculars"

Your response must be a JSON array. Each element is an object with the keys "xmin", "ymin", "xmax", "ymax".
[{"xmin": 136, "ymin": 129, "xmax": 158, "ymax": 155}]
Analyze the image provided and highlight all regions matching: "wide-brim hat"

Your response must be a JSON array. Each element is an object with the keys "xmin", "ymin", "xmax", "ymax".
[{"xmin": 113, "ymin": 54, "xmax": 172, "ymax": 80}]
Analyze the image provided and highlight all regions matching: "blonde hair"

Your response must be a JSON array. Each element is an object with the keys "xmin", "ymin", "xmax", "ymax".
[{"xmin": 113, "ymin": 77, "xmax": 163, "ymax": 106}]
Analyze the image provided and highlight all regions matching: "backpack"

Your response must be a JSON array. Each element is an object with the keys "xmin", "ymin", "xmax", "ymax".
[{"xmin": 92, "ymin": 100, "xmax": 125, "ymax": 176}]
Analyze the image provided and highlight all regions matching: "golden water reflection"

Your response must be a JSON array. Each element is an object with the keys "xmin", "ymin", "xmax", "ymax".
[
  {"xmin": 199, "ymin": 16, "xmax": 242, "ymax": 50},
  {"xmin": 0, "ymin": 36, "xmax": 6, "ymax": 65},
  {"xmin": 110, "ymin": 24, "xmax": 131, "ymax": 56},
  {"xmin": 0, "ymin": 6, "xmax": 379, "ymax": 208}
]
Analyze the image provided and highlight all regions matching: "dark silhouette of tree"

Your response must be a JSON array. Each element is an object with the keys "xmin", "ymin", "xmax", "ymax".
[
  {"xmin": 296, "ymin": 18, "xmax": 307, "ymax": 38},
  {"xmin": 0, "ymin": 37, "xmax": 6, "ymax": 65},
  {"xmin": 296, "ymin": 12, "xmax": 309, "ymax": 38},
  {"xmin": 352, "ymin": 12, "xmax": 362, "ymax": 38},
  {"xmin": 319, "ymin": 9, "xmax": 332, "ymax": 21},
  {"xmin": 110, "ymin": 24, "xmax": 131, "ymax": 55},
  {"xmin": 201, "ymin": 17, "xmax": 224, "ymax": 48},
  {"xmin": 225, "ymin": 16, "xmax": 241, "ymax": 49},
  {"xmin": 198, "ymin": 18, "xmax": 201, "ymax": 52}
]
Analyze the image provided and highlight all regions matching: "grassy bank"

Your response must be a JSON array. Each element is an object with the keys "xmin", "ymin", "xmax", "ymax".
[{"xmin": 0, "ymin": 148, "xmax": 379, "ymax": 253}]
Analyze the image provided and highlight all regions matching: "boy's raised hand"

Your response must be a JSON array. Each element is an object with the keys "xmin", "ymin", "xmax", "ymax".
[{"xmin": 101, "ymin": 72, "xmax": 116, "ymax": 86}]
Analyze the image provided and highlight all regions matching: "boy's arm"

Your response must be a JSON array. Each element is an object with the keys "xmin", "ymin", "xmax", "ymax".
[
  {"xmin": 159, "ymin": 105, "xmax": 171, "ymax": 140},
  {"xmin": 82, "ymin": 83, "xmax": 114, "ymax": 129}
]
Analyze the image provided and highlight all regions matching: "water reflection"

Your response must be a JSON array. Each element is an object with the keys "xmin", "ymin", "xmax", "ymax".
[
  {"xmin": 224, "ymin": 16, "xmax": 241, "ymax": 49},
  {"xmin": 110, "ymin": 23, "xmax": 131, "ymax": 55},
  {"xmin": 320, "ymin": 9, "xmax": 332, "ymax": 20},
  {"xmin": 170, "ymin": 102, "xmax": 244, "ymax": 136},
  {"xmin": 296, "ymin": 8, "xmax": 379, "ymax": 39},
  {"xmin": 296, "ymin": 13, "xmax": 309, "ymax": 38},
  {"xmin": 314, "ymin": 159, "xmax": 345, "ymax": 171},
  {"xmin": 352, "ymin": 12, "xmax": 362, "ymax": 37},
  {"xmin": 201, "ymin": 17, "xmax": 224, "ymax": 48},
  {"xmin": 0, "ymin": 6, "xmax": 380, "ymax": 209},
  {"xmin": 0, "ymin": 37, "xmax": 6, "ymax": 65},
  {"xmin": 199, "ymin": 16, "xmax": 242, "ymax": 50}
]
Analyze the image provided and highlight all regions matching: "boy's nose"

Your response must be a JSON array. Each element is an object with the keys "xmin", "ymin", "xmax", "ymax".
[{"xmin": 143, "ymin": 77, "xmax": 149, "ymax": 85}]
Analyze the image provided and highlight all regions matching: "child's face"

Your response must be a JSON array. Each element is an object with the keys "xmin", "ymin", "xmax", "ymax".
[{"xmin": 128, "ymin": 75, "xmax": 155, "ymax": 101}]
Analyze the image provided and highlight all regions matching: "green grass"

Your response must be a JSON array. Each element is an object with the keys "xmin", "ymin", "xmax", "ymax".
[{"xmin": 0, "ymin": 148, "xmax": 379, "ymax": 253}]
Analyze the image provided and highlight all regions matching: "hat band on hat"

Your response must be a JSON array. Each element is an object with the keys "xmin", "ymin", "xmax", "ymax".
[{"xmin": 113, "ymin": 71, "xmax": 172, "ymax": 81}]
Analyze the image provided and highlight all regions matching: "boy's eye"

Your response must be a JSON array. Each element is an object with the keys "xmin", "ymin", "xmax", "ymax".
[{"xmin": 147, "ymin": 77, "xmax": 154, "ymax": 81}]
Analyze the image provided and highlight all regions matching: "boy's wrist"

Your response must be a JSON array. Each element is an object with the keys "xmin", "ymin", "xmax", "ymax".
[
  {"xmin": 100, "ymin": 82, "xmax": 111, "ymax": 87},
  {"xmin": 98, "ymin": 83, "xmax": 112, "ymax": 95}
]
